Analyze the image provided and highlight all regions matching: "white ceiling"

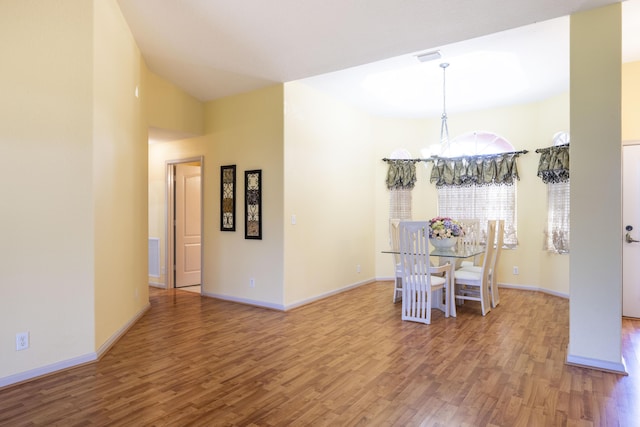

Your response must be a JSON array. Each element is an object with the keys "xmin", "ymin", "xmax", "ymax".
[{"xmin": 118, "ymin": 0, "xmax": 639, "ymax": 120}]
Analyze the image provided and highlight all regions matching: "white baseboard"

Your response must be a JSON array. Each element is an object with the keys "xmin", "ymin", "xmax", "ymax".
[
  {"xmin": 0, "ymin": 303, "xmax": 150, "ymax": 389},
  {"xmin": 284, "ymin": 278, "xmax": 375, "ymax": 311},
  {"xmin": 149, "ymin": 281, "xmax": 166, "ymax": 289},
  {"xmin": 203, "ymin": 278, "xmax": 376, "ymax": 312},
  {"xmin": 96, "ymin": 302, "xmax": 150, "ymax": 359},
  {"xmin": 566, "ymin": 353, "xmax": 628, "ymax": 375},
  {"xmin": 0, "ymin": 353, "xmax": 97, "ymax": 389},
  {"xmin": 497, "ymin": 282, "xmax": 569, "ymax": 299},
  {"xmin": 202, "ymin": 292, "xmax": 286, "ymax": 311}
]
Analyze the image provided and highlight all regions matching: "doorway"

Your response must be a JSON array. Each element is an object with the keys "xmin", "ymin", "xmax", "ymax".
[
  {"xmin": 623, "ymin": 143, "xmax": 640, "ymax": 317},
  {"xmin": 166, "ymin": 157, "xmax": 203, "ymax": 292}
]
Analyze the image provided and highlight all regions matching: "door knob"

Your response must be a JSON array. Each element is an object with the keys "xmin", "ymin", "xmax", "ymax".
[{"xmin": 626, "ymin": 232, "xmax": 640, "ymax": 243}]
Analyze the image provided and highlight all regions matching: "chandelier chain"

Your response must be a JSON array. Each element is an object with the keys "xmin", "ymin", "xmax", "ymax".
[{"xmin": 439, "ymin": 63, "xmax": 450, "ymax": 147}]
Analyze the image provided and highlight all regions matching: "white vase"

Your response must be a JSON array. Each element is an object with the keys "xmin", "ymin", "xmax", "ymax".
[{"xmin": 430, "ymin": 237, "xmax": 457, "ymax": 250}]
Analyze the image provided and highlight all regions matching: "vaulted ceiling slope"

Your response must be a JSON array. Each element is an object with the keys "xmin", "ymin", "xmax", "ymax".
[{"xmin": 118, "ymin": 0, "xmax": 631, "ymax": 117}]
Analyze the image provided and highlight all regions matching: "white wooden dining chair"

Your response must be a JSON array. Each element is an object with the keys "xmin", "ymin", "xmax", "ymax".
[
  {"xmin": 389, "ymin": 219, "xmax": 403, "ymax": 303},
  {"xmin": 458, "ymin": 219, "xmax": 504, "ymax": 309},
  {"xmin": 454, "ymin": 220, "xmax": 496, "ymax": 316},
  {"xmin": 490, "ymin": 219, "xmax": 504, "ymax": 308},
  {"xmin": 458, "ymin": 219, "xmax": 481, "ymax": 267},
  {"xmin": 398, "ymin": 221, "xmax": 450, "ymax": 324}
]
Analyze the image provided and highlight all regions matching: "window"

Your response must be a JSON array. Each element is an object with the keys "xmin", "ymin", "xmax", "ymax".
[
  {"xmin": 437, "ymin": 184, "xmax": 517, "ymax": 246},
  {"xmin": 435, "ymin": 131, "xmax": 518, "ymax": 247},
  {"xmin": 389, "ymin": 188, "xmax": 412, "ymax": 219},
  {"xmin": 544, "ymin": 132, "xmax": 570, "ymax": 253}
]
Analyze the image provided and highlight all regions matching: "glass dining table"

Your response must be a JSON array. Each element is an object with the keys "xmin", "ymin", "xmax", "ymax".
[{"xmin": 383, "ymin": 245, "xmax": 485, "ymax": 317}]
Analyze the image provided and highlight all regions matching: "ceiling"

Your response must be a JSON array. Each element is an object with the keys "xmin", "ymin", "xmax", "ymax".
[{"xmin": 118, "ymin": 0, "xmax": 639, "ymax": 120}]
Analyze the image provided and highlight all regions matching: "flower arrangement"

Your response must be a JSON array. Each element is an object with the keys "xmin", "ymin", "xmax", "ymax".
[{"xmin": 428, "ymin": 217, "xmax": 464, "ymax": 239}]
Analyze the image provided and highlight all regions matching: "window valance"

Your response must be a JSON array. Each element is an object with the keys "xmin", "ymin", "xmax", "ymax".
[
  {"xmin": 384, "ymin": 159, "xmax": 420, "ymax": 190},
  {"xmin": 535, "ymin": 144, "xmax": 569, "ymax": 184},
  {"xmin": 429, "ymin": 151, "xmax": 525, "ymax": 188}
]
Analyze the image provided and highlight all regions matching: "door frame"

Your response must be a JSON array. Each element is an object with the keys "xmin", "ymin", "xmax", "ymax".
[
  {"xmin": 165, "ymin": 156, "xmax": 204, "ymax": 290},
  {"xmin": 622, "ymin": 140, "xmax": 640, "ymax": 317}
]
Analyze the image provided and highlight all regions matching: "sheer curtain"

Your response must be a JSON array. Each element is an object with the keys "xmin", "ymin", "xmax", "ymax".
[
  {"xmin": 437, "ymin": 184, "xmax": 517, "ymax": 246},
  {"xmin": 389, "ymin": 188, "xmax": 412, "ymax": 219},
  {"xmin": 536, "ymin": 141, "xmax": 570, "ymax": 253},
  {"xmin": 545, "ymin": 181, "xmax": 570, "ymax": 253}
]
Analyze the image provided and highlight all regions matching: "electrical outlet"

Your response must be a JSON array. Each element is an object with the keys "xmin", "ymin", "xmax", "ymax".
[
  {"xmin": 250, "ymin": 278, "xmax": 255, "ymax": 288},
  {"xmin": 16, "ymin": 332, "xmax": 29, "ymax": 351},
  {"xmin": 356, "ymin": 264, "xmax": 361, "ymax": 273},
  {"xmin": 513, "ymin": 266, "xmax": 519, "ymax": 275}
]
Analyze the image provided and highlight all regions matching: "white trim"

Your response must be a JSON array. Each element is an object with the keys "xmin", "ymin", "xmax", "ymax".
[
  {"xmin": 566, "ymin": 353, "xmax": 628, "ymax": 375},
  {"xmin": 202, "ymin": 279, "xmax": 376, "ymax": 312},
  {"xmin": 497, "ymin": 282, "xmax": 569, "ymax": 299},
  {"xmin": 165, "ymin": 156, "xmax": 204, "ymax": 290},
  {"xmin": 284, "ymin": 279, "xmax": 375, "ymax": 311},
  {"xmin": 202, "ymin": 292, "xmax": 286, "ymax": 311},
  {"xmin": 0, "ymin": 303, "xmax": 150, "ymax": 389},
  {"xmin": 149, "ymin": 281, "xmax": 166, "ymax": 289},
  {"xmin": 0, "ymin": 353, "xmax": 97, "ymax": 389}
]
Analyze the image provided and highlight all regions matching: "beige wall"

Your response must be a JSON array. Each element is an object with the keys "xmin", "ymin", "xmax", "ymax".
[
  {"xmin": 0, "ymin": 0, "xmax": 96, "ymax": 380},
  {"xmin": 569, "ymin": 4, "xmax": 623, "ymax": 371},
  {"xmin": 149, "ymin": 85, "xmax": 285, "ymax": 307},
  {"xmin": 283, "ymin": 82, "xmax": 376, "ymax": 306},
  {"xmin": 147, "ymin": 72, "xmax": 204, "ymax": 139},
  {"xmin": 93, "ymin": 0, "xmax": 149, "ymax": 350},
  {"xmin": 0, "ymin": 0, "xmax": 148, "ymax": 383}
]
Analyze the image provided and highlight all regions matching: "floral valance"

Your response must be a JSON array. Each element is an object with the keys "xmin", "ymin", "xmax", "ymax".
[
  {"xmin": 385, "ymin": 159, "xmax": 419, "ymax": 190},
  {"xmin": 535, "ymin": 144, "xmax": 569, "ymax": 184},
  {"xmin": 429, "ymin": 152, "xmax": 524, "ymax": 188}
]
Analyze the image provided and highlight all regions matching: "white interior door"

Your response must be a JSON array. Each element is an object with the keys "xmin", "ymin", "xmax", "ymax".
[
  {"xmin": 623, "ymin": 144, "xmax": 640, "ymax": 317},
  {"xmin": 175, "ymin": 164, "xmax": 201, "ymax": 287}
]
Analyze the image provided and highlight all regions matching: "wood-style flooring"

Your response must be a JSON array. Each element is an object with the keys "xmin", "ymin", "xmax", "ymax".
[{"xmin": 1, "ymin": 283, "xmax": 640, "ymax": 426}]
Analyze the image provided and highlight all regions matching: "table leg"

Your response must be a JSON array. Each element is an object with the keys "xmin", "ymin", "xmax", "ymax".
[{"xmin": 445, "ymin": 259, "xmax": 456, "ymax": 317}]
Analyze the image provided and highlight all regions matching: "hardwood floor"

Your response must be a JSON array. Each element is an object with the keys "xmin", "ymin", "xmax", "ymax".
[{"xmin": 2, "ymin": 283, "xmax": 640, "ymax": 426}]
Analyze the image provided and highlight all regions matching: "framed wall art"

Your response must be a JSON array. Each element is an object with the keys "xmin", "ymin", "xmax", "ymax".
[
  {"xmin": 245, "ymin": 169, "xmax": 262, "ymax": 239},
  {"xmin": 220, "ymin": 165, "xmax": 236, "ymax": 231}
]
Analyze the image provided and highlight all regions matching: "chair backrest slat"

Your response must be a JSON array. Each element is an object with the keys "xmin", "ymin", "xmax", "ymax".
[
  {"xmin": 482, "ymin": 220, "xmax": 497, "ymax": 284},
  {"xmin": 389, "ymin": 219, "xmax": 401, "ymax": 265}
]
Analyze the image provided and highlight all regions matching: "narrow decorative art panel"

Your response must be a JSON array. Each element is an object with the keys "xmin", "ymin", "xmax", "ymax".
[
  {"xmin": 245, "ymin": 169, "xmax": 262, "ymax": 240},
  {"xmin": 220, "ymin": 165, "xmax": 236, "ymax": 231}
]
